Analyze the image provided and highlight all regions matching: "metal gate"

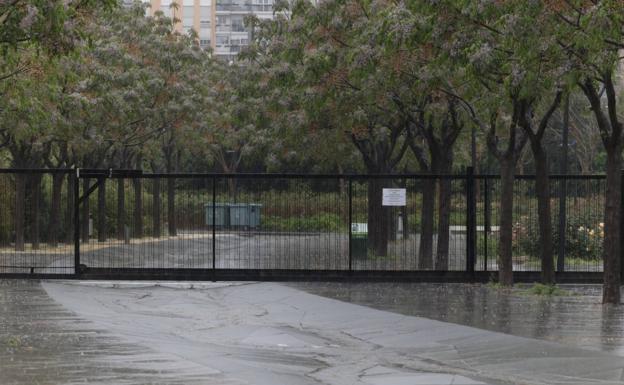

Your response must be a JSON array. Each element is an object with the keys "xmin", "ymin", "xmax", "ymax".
[{"xmin": 0, "ymin": 168, "xmax": 606, "ymax": 283}]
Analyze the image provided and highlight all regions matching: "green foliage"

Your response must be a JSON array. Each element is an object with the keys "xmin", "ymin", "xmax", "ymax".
[
  {"xmin": 5, "ymin": 335, "xmax": 21, "ymax": 348},
  {"xmin": 522, "ymin": 284, "xmax": 574, "ymax": 297},
  {"xmin": 0, "ymin": 0, "xmax": 116, "ymax": 56},
  {"xmin": 477, "ymin": 236, "xmax": 498, "ymax": 259},
  {"xmin": 262, "ymin": 213, "xmax": 344, "ymax": 232},
  {"xmin": 516, "ymin": 202, "xmax": 603, "ymax": 261},
  {"xmin": 486, "ymin": 281, "xmax": 511, "ymax": 290}
]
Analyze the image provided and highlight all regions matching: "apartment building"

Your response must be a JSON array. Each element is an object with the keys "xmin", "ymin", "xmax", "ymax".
[{"xmin": 148, "ymin": 0, "xmax": 273, "ymax": 60}]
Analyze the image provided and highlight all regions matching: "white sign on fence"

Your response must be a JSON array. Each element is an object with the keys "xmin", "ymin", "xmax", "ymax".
[
  {"xmin": 382, "ymin": 188, "xmax": 406, "ymax": 206},
  {"xmin": 351, "ymin": 223, "xmax": 368, "ymax": 233}
]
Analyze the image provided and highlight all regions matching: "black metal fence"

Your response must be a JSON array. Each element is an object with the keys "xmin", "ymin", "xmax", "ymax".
[{"xmin": 0, "ymin": 168, "xmax": 608, "ymax": 282}]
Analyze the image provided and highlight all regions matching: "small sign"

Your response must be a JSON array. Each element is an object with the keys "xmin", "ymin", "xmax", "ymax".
[
  {"xmin": 351, "ymin": 223, "xmax": 368, "ymax": 233},
  {"xmin": 382, "ymin": 188, "xmax": 406, "ymax": 206}
]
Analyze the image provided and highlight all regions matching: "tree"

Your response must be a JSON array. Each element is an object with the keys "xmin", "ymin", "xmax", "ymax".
[
  {"xmin": 75, "ymin": 2, "xmax": 207, "ymax": 239},
  {"xmin": 375, "ymin": 1, "xmax": 470, "ymax": 269},
  {"xmin": 199, "ymin": 60, "xmax": 268, "ymax": 197},
  {"xmin": 554, "ymin": 1, "xmax": 624, "ymax": 303},
  {"xmin": 246, "ymin": 0, "xmax": 417, "ymax": 256},
  {"xmin": 0, "ymin": 52, "xmax": 55, "ymax": 250},
  {"xmin": 0, "ymin": 0, "xmax": 115, "ymax": 81},
  {"xmin": 442, "ymin": 2, "xmax": 566, "ymax": 285}
]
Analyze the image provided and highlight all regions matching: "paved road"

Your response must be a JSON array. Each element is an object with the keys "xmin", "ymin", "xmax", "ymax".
[
  {"xmin": 28, "ymin": 280, "xmax": 624, "ymax": 385},
  {"xmin": 5, "ymin": 231, "xmax": 598, "ymax": 274},
  {"xmin": 292, "ymin": 282, "xmax": 624, "ymax": 354},
  {"xmin": 0, "ymin": 280, "xmax": 219, "ymax": 385}
]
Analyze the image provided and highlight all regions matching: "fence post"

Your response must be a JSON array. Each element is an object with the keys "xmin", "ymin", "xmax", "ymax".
[
  {"xmin": 557, "ymin": 177, "xmax": 567, "ymax": 273},
  {"xmin": 483, "ymin": 177, "xmax": 489, "ymax": 271},
  {"xmin": 348, "ymin": 177, "xmax": 352, "ymax": 271},
  {"xmin": 620, "ymin": 170, "xmax": 624, "ymax": 282},
  {"xmin": 466, "ymin": 167, "xmax": 476, "ymax": 277},
  {"xmin": 74, "ymin": 168, "xmax": 80, "ymax": 275},
  {"xmin": 212, "ymin": 175, "xmax": 216, "ymax": 280}
]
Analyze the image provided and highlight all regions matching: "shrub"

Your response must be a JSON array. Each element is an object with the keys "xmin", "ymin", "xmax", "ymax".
[
  {"xmin": 262, "ymin": 212, "xmax": 345, "ymax": 232},
  {"xmin": 516, "ymin": 207, "xmax": 603, "ymax": 261}
]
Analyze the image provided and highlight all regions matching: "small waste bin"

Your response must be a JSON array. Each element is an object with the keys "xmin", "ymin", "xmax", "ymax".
[
  {"xmin": 205, "ymin": 203, "xmax": 230, "ymax": 227},
  {"xmin": 351, "ymin": 233, "xmax": 368, "ymax": 259},
  {"xmin": 229, "ymin": 203, "xmax": 262, "ymax": 229}
]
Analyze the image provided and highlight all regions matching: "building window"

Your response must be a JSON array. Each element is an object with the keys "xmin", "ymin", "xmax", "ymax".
[{"xmin": 216, "ymin": 35, "xmax": 230, "ymax": 46}]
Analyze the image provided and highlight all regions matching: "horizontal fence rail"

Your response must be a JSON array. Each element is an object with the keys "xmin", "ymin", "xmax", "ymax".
[{"xmin": 0, "ymin": 168, "xmax": 612, "ymax": 282}]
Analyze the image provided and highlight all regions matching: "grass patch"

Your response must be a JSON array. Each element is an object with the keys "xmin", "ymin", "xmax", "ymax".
[
  {"xmin": 521, "ymin": 283, "xmax": 576, "ymax": 296},
  {"xmin": 6, "ymin": 336, "xmax": 21, "ymax": 348},
  {"xmin": 486, "ymin": 281, "xmax": 512, "ymax": 290}
]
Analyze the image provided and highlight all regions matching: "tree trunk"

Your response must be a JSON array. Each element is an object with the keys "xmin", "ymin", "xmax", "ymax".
[
  {"xmin": 30, "ymin": 174, "xmax": 41, "ymax": 250},
  {"xmin": 48, "ymin": 173, "xmax": 64, "ymax": 247},
  {"xmin": 97, "ymin": 177, "xmax": 106, "ymax": 242},
  {"xmin": 167, "ymin": 177, "xmax": 176, "ymax": 236},
  {"xmin": 117, "ymin": 178, "xmax": 125, "ymax": 240},
  {"xmin": 153, "ymin": 178, "xmax": 161, "ymax": 238},
  {"xmin": 367, "ymin": 178, "xmax": 389, "ymax": 257},
  {"xmin": 498, "ymin": 159, "xmax": 515, "ymax": 286},
  {"xmin": 532, "ymin": 145, "xmax": 555, "ymax": 284},
  {"xmin": 14, "ymin": 174, "xmax": 25, "ymax": 251},
  {"xmin": 418, "ymin": 177, "xmax": 435, "ymax": 269},
  {"xmin": 602, "ymin": 149, "xmax": 621, "ymax": 304},
  {"xmin": 133, "ymin": 177, "xmax": 143, "ymax": 238},
  {"xmin": 227, "ymin": 178, "xmax": 238, "ymax": 201},
  {"xmin": 81, "ymin": 178, "xmax": 90, "ymax": 242},
  {"xmin": 436, "ymin": 172, "xmax": 452, "ymax": 270}
]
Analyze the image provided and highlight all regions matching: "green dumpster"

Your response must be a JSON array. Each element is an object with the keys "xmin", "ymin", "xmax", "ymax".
[
  {"xmin": 229, "ymin": 203, "xmax": 262, "ymax": 229},
  {"xmin": 205, "ymin": 203, "xmax": 230, "ymax": 227}
]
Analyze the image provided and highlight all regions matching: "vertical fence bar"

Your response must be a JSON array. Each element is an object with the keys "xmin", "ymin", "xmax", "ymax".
[
  {"xmin": 73, "ymin": 169, "xmax": 80, "ymax": 275},
  {"xmin": 557, "ymin": 177, "xmax": 567, "ymax": 273},
  {"xmin": 558, "ymin": 95, "xmax": 569, "ymax": 273},
  {"xmin": 620, "ymin": 170, "xmax": 624, "ymax": 281},
  {"xmin": 348, "ymin": 177, "xmax": 352, "ymax": 271},
  {"xmin": 466, "ymin": 167, "xmax": 476, "ymax": 276},
  {"xmin": 212, "ymin": 175, "xmax": 216, "ymax": 277},
  {"xmin": 483, "ymin": 177, "xmax": 489, "ymax": 271},
  {"xmin": 97, "ymin": 176, "xmax": 106, "ymax": 243}
]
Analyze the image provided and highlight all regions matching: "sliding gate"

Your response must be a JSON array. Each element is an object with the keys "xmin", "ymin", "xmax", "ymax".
[{"xmin": 0, "ymin": 169, "xmax": 607, "ymax": 282}]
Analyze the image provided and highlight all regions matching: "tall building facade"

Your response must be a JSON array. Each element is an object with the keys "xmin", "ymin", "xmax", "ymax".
[{"xmin": 149, "ymin": 0, "xmax": 273, "ymax": 60}]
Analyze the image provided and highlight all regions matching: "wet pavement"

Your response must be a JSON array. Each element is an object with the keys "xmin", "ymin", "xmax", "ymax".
[
  {"xmin": 1, "ymin": 231, "xmax": 477, "ymax": 273},
  {"xmin": 4, "ymin": 279, "xmax": 624, "ymax": 384},
  {"xmin": 0, "ymin": 280, "xmax": 231, "ymax": 384},
  {"xmin": 291, "ymin": 282, "xmax": 624, "ymax": 355},
  {"xmin": 41, "ymin": 281, "xmax": 624, "ymax": 384}
]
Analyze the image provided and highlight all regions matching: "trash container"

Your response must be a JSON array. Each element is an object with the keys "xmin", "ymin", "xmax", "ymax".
[
  {"xmin": 351, "ymin": 232, "xmax": 368, "ymax": 259},
  {"xmin": 229, "ymin": 203, "xmax": 262, "ymax": 229},
  {"xmin": 205, "ymin": 203, "xmax": 230, "ymax": 227}
]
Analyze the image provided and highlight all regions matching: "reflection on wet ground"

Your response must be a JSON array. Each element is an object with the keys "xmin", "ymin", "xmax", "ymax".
[
  {"xmin": 291, "ymin": 282, "xmax": 624, "ymax": 355},
  {"xmin": 0, "ymin": 280, "xmax": 212, "ymax": 385}
]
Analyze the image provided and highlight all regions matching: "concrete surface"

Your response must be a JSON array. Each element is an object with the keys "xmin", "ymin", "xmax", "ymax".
[
  {"xmin": 291, "ymin": 282, "xmax": 624, "ymax": 354},
  {"xmin": 37, "ymin": 280, "xmax": 624, "ymax": 385},
  {"xmin": 2, "ymin": 231, "xmax": 598, "ymax": 274},
  {"xmin": 0, "ymin": 280, "xmax": 215, "ymax": 385},
  {"xmin": 3, "ymin": 279, "xmax": 624, "ymax": 384}
]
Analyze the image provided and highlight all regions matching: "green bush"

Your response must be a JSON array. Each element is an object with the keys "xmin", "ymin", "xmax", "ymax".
[
  {"xmin": 516, "ymin": 207, "xmax": 603, "ymax": 261},
  {"xmin": 262, "ymin": 213, "xmax": 345, "ymax": 232},
  {"xmin": 477, "ymin": 235, "xmax": 497, "ymax": 257}
]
